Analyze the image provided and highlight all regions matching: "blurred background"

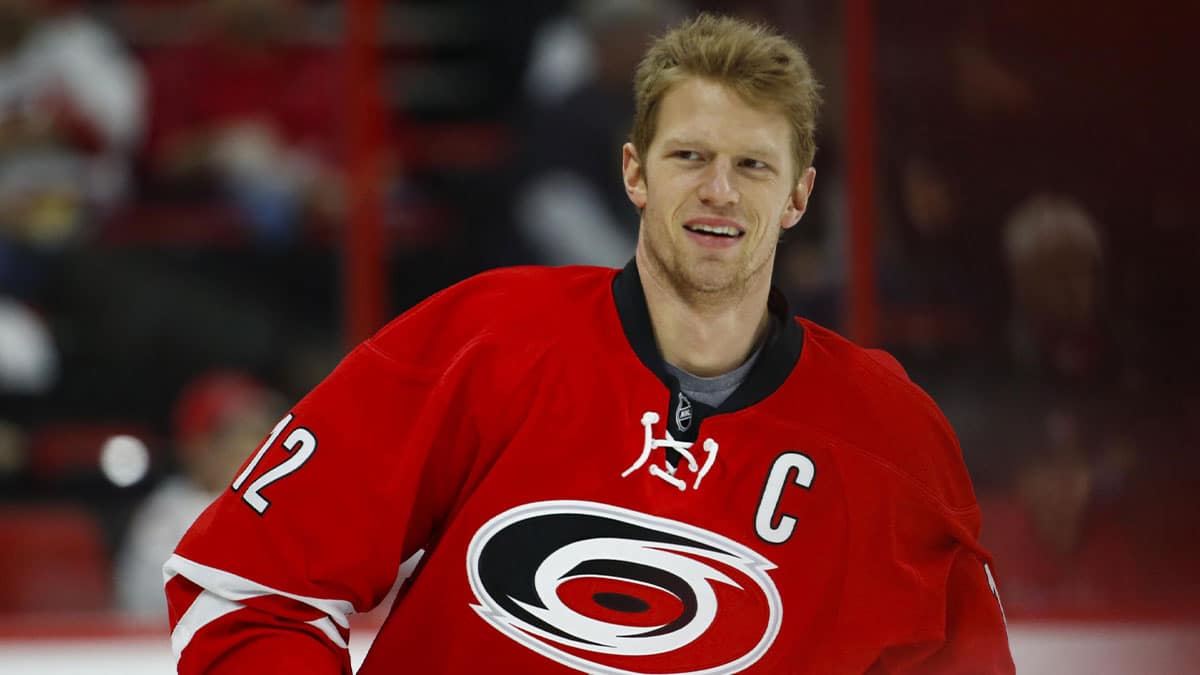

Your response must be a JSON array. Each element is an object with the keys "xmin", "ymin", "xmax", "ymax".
[{"xmin": 0, "ymin": 0, "xmax": 1197, "ymax": 672}]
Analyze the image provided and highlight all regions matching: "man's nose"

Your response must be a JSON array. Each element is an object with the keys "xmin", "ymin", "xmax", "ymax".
[{"xmin": 698, "ymin": 158, "xmax": 739, "ymax": 208}]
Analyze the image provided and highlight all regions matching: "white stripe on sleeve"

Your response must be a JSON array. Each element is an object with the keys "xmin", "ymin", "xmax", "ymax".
[{"xmin": 164, "ymin": 554, "xmax": 357, "ymax": 663}]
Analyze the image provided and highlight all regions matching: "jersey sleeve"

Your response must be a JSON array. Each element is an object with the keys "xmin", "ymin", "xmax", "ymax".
[
  {"xmin": 855, "ymin": 353, "xmax": 1015, "ymax": 674},
  {"xmin": 937, "ymin": 547, "xmax": 1012, "ymax": 672},
  {"xmin": 163, "ymin": 288, "xmax": 511, "ymax": 674},
  {"xmin": 869, "ymin": 544, "xmax": 1014, "ymax": 674},
  {"xmin": 868, "ymin": 414, "xmax": 1014, "ymax": 673}
]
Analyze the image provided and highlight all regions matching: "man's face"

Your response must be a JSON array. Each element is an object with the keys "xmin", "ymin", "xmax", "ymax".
[{"xmin": 623, "ymin": 77, "xmax": 815, "ymax": 302}]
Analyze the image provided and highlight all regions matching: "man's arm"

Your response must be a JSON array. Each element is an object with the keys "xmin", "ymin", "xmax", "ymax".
[
  {"xmin": 854, "ymin": 352, "xmax": 1015, "ymax": 674},
  {"xmin": 874, "ymin": 544, "xmax": 1013, "ymax": 674},
  {"xmin": 165, "ymin": 565, "xmax": 352, "ymax": 673},
  {"xmin": 938, "ymin": 549, "xmax": 1013, "ymax": 671},
  {"xmin": 164, "ymin": 331, "xmax": 478, "ymax": 674}
]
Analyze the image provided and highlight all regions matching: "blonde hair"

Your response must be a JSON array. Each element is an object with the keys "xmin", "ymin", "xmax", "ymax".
[{"xmin": 631, "ymin": 13, "xmax": 822, "ymax": 179}]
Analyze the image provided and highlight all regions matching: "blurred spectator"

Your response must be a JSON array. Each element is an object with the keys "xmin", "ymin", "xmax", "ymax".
[
  {"xmin": 974, "ymin": 195, "xmax": 1171, "ymax": 614},
  {"xmin": 115, "ymin": 370, "xmax": 282, "ymax": 616},
  {"xmin": 936, "ymin": 194, "xmax": 1135, "ymax": 488},
  {"xmin": 512, "ymin": 0, "xmax": 682, "ymax": 267},
  {"xmin": 0, "ymin": 0, "xmax": 144, "ymax": 284},
  {"xmin": 979, "ymin": 411, "xmax": 1145, "ymax": 615},
  {"xmin": 142, "ymin": 0, "xmax": 344, "ymax": 246},
  {"xmin": 1002, "ymin": 195, "xmax": 1116, "ymax": 386}
]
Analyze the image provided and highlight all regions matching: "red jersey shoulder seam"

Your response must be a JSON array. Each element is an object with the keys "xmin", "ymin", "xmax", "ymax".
[
  {"xmin": 844, "ymin": 435, "xmax": 982, "ymax": 519},
  {"xmin": 778, "ymin": 416, "xmax": 980, "ymax": 521},
  {"xmin": 360, "ymin": 339, "xmax": 444, "ymax": 382},
  {"xmin": 833, "ymin": 335, "xmax": 977, "ymax": 518}
]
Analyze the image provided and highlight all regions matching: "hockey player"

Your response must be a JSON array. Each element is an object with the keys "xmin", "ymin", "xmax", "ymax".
[{"xmin": 165, "ymin": 14, "xmax": 1014, "ymax": 674}]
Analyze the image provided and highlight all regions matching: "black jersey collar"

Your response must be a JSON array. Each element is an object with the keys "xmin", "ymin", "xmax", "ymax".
[{"xmin": 612, "ymin": 258, "xmax": 804, "ymax": 425}]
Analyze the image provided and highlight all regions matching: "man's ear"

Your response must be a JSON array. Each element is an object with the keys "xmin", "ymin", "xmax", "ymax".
[
  {"xmin": 781, "ymin": 166, "xmax": 817, "ymax": 230},
  {"xmin": 622, "ymin": 142, "xmax": 648, "ymax": 210}
]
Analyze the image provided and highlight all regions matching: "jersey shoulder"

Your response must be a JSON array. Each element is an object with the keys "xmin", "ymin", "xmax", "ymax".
[
  {"xmin": 368, "ymin": 265, "xmax": 617, "ymax": 362},
  {"xmin": 796, "ymin": 318, "xmax": 978, "ymax": 514}
]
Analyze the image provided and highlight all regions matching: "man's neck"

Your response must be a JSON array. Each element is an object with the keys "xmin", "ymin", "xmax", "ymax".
[{"xmin": 636, "ymin": 250, "xmax": 773, "ymax": 378}]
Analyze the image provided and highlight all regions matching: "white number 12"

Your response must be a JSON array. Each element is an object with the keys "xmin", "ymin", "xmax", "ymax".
[{"xmin": 231, "ymin": 413, "xmax": 317, "ymax": 515}]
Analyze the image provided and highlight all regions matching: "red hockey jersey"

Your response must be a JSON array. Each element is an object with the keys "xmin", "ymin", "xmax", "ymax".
[{"xmin": 166, "ymin": 263, "xmax": 1013, "ymax": 674}]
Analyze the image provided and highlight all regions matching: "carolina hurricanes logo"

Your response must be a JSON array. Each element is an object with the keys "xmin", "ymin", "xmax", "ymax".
[{"xmin": 466, "ymin": 500, "xmax": 782, "ymax": 674}]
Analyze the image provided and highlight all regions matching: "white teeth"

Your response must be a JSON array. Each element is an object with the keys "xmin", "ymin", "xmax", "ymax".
[{"xmin": 686, "ymin": 224, "xmax": 740, "ymax": 237}]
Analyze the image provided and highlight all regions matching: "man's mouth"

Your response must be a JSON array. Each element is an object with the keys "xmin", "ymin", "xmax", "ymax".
[{"xmin": 683, "ymin": 219, "xmax": 744, "ymax": 239}]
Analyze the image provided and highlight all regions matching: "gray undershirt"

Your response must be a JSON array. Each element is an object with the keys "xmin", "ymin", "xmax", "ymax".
[{"xmin": 665, "ymin": 340, "xmax": 765, "ymax": 409}]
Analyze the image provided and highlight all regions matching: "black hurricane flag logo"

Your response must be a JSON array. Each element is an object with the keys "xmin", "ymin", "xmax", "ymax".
[{"xmin": 466, "ymin": 501, "xmax": 782, "ymax": 674}]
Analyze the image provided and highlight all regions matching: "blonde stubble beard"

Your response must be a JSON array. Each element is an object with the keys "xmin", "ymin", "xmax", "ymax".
[{"xmin": 636, "ymin": 198, "xmax": 788, "ymax": 312}]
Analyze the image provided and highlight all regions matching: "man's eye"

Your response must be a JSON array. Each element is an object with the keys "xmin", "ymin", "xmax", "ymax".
[
  {"xmin": 674, "ymin": 150, "xmax": 702, "ymax": 161},
  {"xmin": 741, "ymin": 159, "xmax": 768, "ymax": 170}
]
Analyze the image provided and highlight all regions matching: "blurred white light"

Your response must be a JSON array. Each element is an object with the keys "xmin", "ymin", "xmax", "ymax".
[
  {"xmin": 0, "ymin": 298, "xmax": 58, "ymax": 394},
  {"xmin": 100, "ymin": 435, "xmax": 150, "ymax": 487}
]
